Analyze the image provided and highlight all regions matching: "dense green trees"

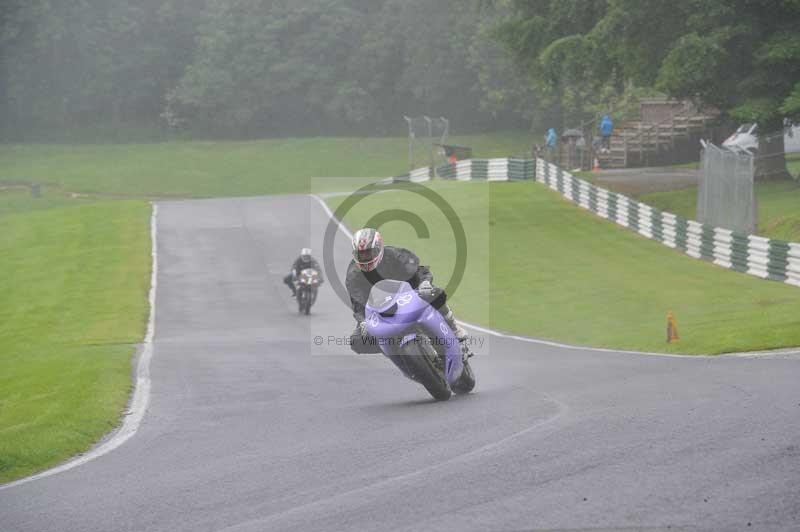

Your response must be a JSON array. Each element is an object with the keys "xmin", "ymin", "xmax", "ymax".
[
  {"xmin": 2, "ymin": 0, "xmax": 796, "ymax": 155},
  {"xmin": 0, "ymin": 0, "xmax": 527, "ymax": 140},
  {"xmin": 0, "ymin": 0, "xmax": 205, "ymax": 140},
  {"xmin": 491, "ymin": 0, "xmax": 614, "ymax": 129},
  {"xmin": 495, "ymin": 0, "xmax": 800, "ymax": 177}
]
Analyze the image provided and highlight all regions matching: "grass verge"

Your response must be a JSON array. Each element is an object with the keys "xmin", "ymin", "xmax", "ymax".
[
  {"xmin": 0, "ymin": 192, "xmax": 151, "ymax": 483},
  {"xmin": 327, "ymin": 180, "xmax": 800, "ymax": 355},
  {"xmin": 0, "ymin": 132, "xmax": 536, "ymax": 198}
]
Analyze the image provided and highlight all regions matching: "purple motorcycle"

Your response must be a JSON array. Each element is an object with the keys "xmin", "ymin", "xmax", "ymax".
[{"xmin": 364, "ymin": 279, "xmax": 475, "ymax": 401}]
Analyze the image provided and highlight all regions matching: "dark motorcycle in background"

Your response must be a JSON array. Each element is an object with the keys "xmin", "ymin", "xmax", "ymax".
[{"xmin": 295, "ymin": 268, "xmax": 321, "ymax": 315}]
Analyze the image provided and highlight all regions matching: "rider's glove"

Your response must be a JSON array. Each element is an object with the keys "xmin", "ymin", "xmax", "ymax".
[
  {"xmin": 356, "ymin": 321, "xmax": 368, "ymax": 337},
  {"xmin": 418, "ymin": 280, "xmax": 434, "ymax": 298}
]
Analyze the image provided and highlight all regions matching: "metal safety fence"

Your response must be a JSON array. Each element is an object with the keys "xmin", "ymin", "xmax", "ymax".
[{"xmin": 697, "ymin": 142, "xmax": 756, "ymax": 234}]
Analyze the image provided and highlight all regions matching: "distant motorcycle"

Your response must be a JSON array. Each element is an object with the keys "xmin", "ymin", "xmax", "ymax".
[
  {"xmin": 364, "ymin": 279, "xmax": 475, "ymax": 401},
  {"xmin": 295, "ymin": 268, "xmax": 321, "ymax": 315}
]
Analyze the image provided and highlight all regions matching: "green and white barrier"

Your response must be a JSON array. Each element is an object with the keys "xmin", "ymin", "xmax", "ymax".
[
  {"xmin": 410, "ymin": 167, "xmax": 431, "ymax": 182},
  {"xmin": 431, "ymin": 158, "xmax": 535, "ymax": 181},
  {"xmin": 387, "ymin": 156, "xmax": 800, "ymax": 288},
  {"xmin": 535, "ymin": 158, "xmax": 800, "ymax": 288},
  {"xmin": 393, "ymin": 166, "xmax": 431, "ymax": 183}
]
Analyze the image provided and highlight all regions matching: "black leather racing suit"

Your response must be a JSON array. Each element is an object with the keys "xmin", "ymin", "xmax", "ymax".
[{"xmin": 345, "ymin": 246, "xmax": 449, "ymax": 353}]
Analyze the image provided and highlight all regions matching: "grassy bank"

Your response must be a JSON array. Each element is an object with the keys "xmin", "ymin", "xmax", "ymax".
[
  {"xmin": 328, "ymin": 181, "xmax": 800, "ymax": 355},
  {"xmin": 0, "ymin": 132, "xmax": 536, "ymax": 198},
  {"xmin": 0, "ymin": 193, "xmax": 151, "ymax": 483}
]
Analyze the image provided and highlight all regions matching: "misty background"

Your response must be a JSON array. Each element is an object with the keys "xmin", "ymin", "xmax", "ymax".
[{"xmin": 0, "ymin": 1, "xmax": 538, "ymax": 142}]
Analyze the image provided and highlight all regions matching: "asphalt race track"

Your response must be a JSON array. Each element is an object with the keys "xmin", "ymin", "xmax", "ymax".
[{"xmin": 2, "ymin": 195, "xmax": 799, "ymax": 532}]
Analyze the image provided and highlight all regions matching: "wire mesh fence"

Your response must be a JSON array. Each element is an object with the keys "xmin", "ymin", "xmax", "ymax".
[
  {"xmin": 697, "ymin": 141, "xmax": 756, "ymax": 234},
  {"xmin": 403, "ymin": 116, "xmax": 449, "ymax": 171}
]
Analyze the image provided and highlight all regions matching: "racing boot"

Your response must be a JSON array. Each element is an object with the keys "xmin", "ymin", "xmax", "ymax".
[
  {"xmin": 442, "ymin": 306, "xmax": 468, "ymax": 344},
  {"xmin": 442, "ymin": 306, "xmax": 475, "ymax": 359}
]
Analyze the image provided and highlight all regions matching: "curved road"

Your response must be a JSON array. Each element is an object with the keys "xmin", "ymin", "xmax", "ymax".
[{"xmin": 1, "ymin": 195, "xmax": 799, "ymax": 532}]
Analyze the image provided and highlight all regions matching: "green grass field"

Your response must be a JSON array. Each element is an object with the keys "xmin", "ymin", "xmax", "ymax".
[
  {"xmin": 328, "ymin": 181, "xmax": 800, "ymax": 355},
  {"xmin": 0, "ymin": 192, "xmax": 151, "ymax": 483},
  {"xmin": 0, "ymin": 132, "xmax": 536, "ymax": 198}
]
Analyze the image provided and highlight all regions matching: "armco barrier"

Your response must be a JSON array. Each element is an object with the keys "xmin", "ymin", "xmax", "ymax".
[
  {"xmin": 534, "ymin": 158, "xmax": 800, "ymax": 288},
  {"xmin": 431, "ymin": 158, "xmax": 535, "ymax": 181},
  {"xmin": 393, "ymin": 166, "xmax": 432, "ymax": 183},
  {"xmin": 386, "ymin": 157, "xmax": 800, "ymax": 288}
]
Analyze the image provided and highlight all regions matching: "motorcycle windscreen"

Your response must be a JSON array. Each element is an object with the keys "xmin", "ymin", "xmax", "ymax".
[{"xmin": 367, "ymin": 279, "xmax": 413, "ymax": 313}]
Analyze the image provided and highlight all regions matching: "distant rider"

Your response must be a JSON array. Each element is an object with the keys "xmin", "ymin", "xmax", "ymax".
[
  {"xmin": 345, "ymin": 228, "xmax": 467, "ymax": 353},
  {"xmin": 284, "ymin": 248, "xmax": 323, "ymax": 297}
]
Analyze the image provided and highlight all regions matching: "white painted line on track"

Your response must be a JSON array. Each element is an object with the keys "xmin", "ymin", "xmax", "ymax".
[
  {"xmin": 313, "ymin": 193, "xmax": 354, "ymax": 239},
  {"xmin": 456, "ymin": 319, "xmax": 705, "ymax": 359},
  {"xmin": 310, "ymin": 193, "xmax": 800, "ymax": 360},
  {"xmin": 0, "ymin": 204, "xmax": 159, "ymax": 491}
]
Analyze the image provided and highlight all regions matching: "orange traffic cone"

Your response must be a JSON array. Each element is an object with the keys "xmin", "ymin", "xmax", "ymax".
[{"xmin": 667, "ymin": 311, "xmax": 680, "ymax": 343}]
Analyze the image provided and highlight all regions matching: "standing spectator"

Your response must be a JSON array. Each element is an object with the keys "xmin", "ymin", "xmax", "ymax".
[
  {"xmin": 599, "ymin": 114, "xmax": 614, "ymax": 153},
  {"xmin": 545, "ymin": 128, "xmax": 558, "ymax": 162}
]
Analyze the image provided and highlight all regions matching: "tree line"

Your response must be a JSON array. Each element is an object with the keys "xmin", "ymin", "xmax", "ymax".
[
  {"xmin": 2, "ymin": 0, "xmax": 798, "ymax": 166},
  {"xmin": 494, "ymin": 0, "xmax": 800, "ymax": 177},
  {"xmin": 0, "ymin": 0, "xmax": 534, "ymax": 141}
]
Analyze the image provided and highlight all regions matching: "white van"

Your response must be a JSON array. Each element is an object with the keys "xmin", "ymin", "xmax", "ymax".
[{"xmin": 722, "ymin": 121, "xmax": 800, "ymax": 154}]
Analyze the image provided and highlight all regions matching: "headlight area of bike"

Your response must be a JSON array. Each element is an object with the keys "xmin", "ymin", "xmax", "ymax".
[{"xmin": 298, "ymin": 268, "xmax": 319, "ymax": 285}]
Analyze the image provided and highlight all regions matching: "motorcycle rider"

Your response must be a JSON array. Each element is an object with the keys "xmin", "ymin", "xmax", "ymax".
[
  {"xmin": 284, "ymin": 248, "xmax": 323, "ymax": 297},
  {"xmin": 345, "ymin": 227, "xmax": 467, "ymax": 353}
]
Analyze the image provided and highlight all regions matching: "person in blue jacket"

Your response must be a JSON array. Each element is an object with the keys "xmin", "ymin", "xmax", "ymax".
[
  {"xmin": 599, "ymin": 115, "xmax": 613, "ymax": 153},
  {"xmin": 545, "ymin": 128, "xmax": 558, "ymax": 161}
]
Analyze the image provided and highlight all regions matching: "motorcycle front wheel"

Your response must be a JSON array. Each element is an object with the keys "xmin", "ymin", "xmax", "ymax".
[
  {"xmin": 402, "ymin": 335, "xmax": 451, "ymax": 401},
  {"xmin": 451, "ymin": 358, "xmax": 475, "ymax": 394}
]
